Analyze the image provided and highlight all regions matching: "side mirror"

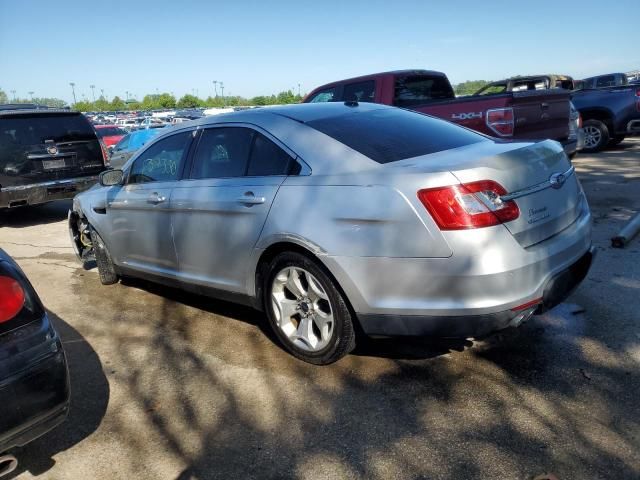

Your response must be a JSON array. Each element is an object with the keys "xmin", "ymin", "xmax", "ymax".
[{"xmin": 99, "ymin": 169, "xmax": 124, "ymax": 187}]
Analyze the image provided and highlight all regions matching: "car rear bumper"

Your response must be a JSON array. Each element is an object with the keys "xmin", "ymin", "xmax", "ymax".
[
  {"xmin": 324, "ymin": 203, "xmax": 593, "ymax": 337},
  {"xmin": 0, "ymin": 317, "xmax": 70, "ymax": 453},
  {"xmin": 356, "ymin": 246, "xmax": 595, "ymax": 337},
  {"xmin": 0, "ymin": 176, "xmax": 99, "ymax": 208}
]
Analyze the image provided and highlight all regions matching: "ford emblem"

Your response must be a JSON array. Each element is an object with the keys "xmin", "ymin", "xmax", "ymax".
[{"xmin": 47, "ymin": 145, "xmax": 59, "ymax": 155}]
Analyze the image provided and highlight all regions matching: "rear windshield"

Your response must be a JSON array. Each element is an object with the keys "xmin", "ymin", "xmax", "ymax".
[
  {"xmin": 0, "ymin": 113, "xmax": 96, "ymax": 145},
  {"xmin": 306, "ymin": 108, "xmax": 486, "ymax": 164},
  {"xmin": 97, "ymin": 127, "xmax": 127, "ymax": 137},
  {"xmin": 394, "ymin": 75, "xmax": 454, "ymax": 107}
]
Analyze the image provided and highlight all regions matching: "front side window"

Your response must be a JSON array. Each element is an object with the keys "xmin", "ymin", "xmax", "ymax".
[
  {"xmin": 307, "ymin": 87, "xmax": 337, "ymax": 103},
  {"xmin": 343, "ymin": 81, "xmax": 375, "ymax": 102},
  {"xmin": 475, "ymin": 83, "xmax": 507, "ymax": 96},
  {"xmin": 128, "ymin": 131, "xmax": 191, "ymax": 184},
  {"xmin": 190, "ymin": 127, "xmax": 253, "ymax": 179},
  {"xmin": 113, "ymin": 134, "xmax": 130, "ymax": 152},
  {"xmin": 247, "ymin": 133, "xmax": 299, "ymax": 176}
]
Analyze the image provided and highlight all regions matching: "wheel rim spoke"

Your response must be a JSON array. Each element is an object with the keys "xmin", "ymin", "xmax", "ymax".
[
  {"xmin": 307, "ymin": 275, "xmax": 328, "ymax": 301},
  {"xmin": 312, "ymin": 311, "xmax": 333, "ymax": 342},
  {"xmin": 286, "ymin": 268, "xmax": 307, "ymax": 299},
  {"xmin": 294, "ymin": 316, "xmax": 317, "ymax": 349}
]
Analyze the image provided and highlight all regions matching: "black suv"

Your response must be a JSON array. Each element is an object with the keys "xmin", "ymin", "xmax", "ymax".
[{"xmin": 0, "ymin": 104, "xmax": 106, "ymax": 209}]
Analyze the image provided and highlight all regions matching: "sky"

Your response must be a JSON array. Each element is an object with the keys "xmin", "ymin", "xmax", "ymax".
[{"xmin": 1, "ymin": 0, "xmax": 638, "ymax": 104}]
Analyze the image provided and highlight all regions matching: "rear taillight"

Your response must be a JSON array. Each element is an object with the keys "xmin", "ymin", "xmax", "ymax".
[
  {"xmin": 0, "ymin": 276, "xmax": 25, "ymax": 323},
  {"xmin": 100, "ymin": 141, "xmax": 110, "ymax": 167},
  {"xmin": 636, "ymin": 88, "xmax": 640, "ymax": 111},
  {"xmin": 486, "ymin": 108, "xmax": 514, "ymax": 136},
  {"xmin": 418, "ymin": 180, "xmax": 519, "ymax": 230}
]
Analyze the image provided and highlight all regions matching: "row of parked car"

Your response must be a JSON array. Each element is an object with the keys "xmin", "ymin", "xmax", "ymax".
[{"xmin": 0, "ymin": 67, "xmax": 638, "ymax": 472}]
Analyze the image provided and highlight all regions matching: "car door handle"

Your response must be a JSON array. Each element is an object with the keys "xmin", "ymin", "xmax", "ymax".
[
  {"xmin": 147, "ymin": 192, "xmax": 166, "ymax": 204},
  {"xmin": 237, "ymin": 192, "xmax": 266, "ymax": 205}
]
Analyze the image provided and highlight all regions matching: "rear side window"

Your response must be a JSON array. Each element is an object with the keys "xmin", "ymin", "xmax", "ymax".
[
  {"xmin": 343, "ymin": 81, "xmax": 375, "ymax": 102},
  {"xmin": 113, "ymin": 135, "xmax": 130, "ymax": 151},
  {"xmin": 394, "ymin": 75, "xmax": 454, "ymax": 107},
  {"xmin": 475, "ymin": 83, "xmax": 507, "ymax": 96},
  {"xmin": 307, "ymin": 87, "xmax": 337, "ymax": 103},
  {"xmin": 190, "ymin": 127, "xmax": 253, "ymax": 179},
  {"xmin": 0, "ymin": 113, "xmax": 96, "ymax": 145},
  {"xmin": 247, "ymin": 133, "xmax": 299, "ymax": 176},
  {"xmin": 306, "ymin": 108, "xmax": 486, "ymax": 164}
]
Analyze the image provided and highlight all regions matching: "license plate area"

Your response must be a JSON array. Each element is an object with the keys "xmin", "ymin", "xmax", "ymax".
[{"xmin": 42, "ymin": 159, "xmax": 67, "ymax": 170}]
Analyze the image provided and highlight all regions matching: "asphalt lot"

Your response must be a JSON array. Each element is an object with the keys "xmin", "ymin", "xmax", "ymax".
[{"xmin": 1, "ymin": 139, "xmax": 639, "ymax": 480}]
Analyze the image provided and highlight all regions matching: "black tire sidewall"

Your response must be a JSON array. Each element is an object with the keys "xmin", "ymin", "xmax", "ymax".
[
  {"xmin": 263, "ymin": 252, "xmax": 354, "ymax": 364},
  {"xmin": 90, "ymin": 229, "xmax": 118, "ymax": 285}
]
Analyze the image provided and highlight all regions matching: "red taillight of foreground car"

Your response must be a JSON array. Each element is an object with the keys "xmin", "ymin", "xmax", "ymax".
[
  {"xmin": 636, "ymin": 88, "xmax": 640, "ymax": 112},
  {"xmin": 418, "ymin": 180, "xmax": 519, "ymax": 230},
  {"xmin": 0, "ymin": 276, "xmax": 25, "ymax": 323},
  {"xmin": 486, "ymin": 107, "xmax": 514, "ymax": 136}
]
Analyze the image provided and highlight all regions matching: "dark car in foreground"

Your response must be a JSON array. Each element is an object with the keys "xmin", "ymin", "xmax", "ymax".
[
  {"xmin": 0, "ymin": 249, "xmax": 69, "ymax": 474},
  {"xmin": 0, "ymin": 105, "xmax": 107, "ymax": 209},
  {"xmin": 70, "ymin": 103, "xmax": 593, "ymax": 365}
]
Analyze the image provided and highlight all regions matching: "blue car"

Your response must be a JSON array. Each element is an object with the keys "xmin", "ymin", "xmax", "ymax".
[{"xmin": 108, "ymin": 127, "xmax": 166, "ymax": 169}]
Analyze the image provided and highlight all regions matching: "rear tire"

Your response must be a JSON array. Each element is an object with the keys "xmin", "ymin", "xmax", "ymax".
[
  {"xmin": 263, "ymin": 252, "xmax": 355, "ymax": 365},
  {"xmin": 582, "ymin": 119, "xmax": 610, "ymax": 153},
  {"xmin": 90, "ymin": 229, "xmax": 118, "ymax": 285}
]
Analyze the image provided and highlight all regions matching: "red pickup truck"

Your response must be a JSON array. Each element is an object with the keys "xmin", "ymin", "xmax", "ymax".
[{"xmin": 303, "ymin": 70, "xmax": 577, "ymax": 155}]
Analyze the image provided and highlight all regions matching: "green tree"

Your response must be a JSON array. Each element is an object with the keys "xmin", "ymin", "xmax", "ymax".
[
  {"xmin": 73, "ymin": 101, "xmax": 93, "ymax": 112},
  {"xmin": 177, "ymin": 94, "xmax": 202, "ymax": 108},
  {"xmin": 0, "ymin": 89, "xmax": 7, "ymax": 104},
  {"xmin": 453, "ymin": 80, "xmax": 489, "ymax": 96},
  {"xmin": 111, "ymin": 96, "xmax": 126, "ymax": 110},
  {"xmin": 157, "ymin": 93, "xmax": 176, "ymax": 108}
]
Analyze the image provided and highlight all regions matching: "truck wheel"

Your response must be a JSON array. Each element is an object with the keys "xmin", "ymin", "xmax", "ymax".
[
  {"xmin": 582, "ymin": 119, "xmax": 610, "ymax": 153},
  {"xmin": 608, "ymin": 135, "xmax": 625, "ymax": 147},
  {"xmin": 90, "ymin": 229, "xmax": 119, "ymax": 285}
]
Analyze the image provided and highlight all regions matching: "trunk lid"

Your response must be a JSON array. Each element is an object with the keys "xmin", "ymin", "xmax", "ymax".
[
  {"xmin": 449, "ymin": 140, "xmax": 581, "ymax": 247},
  {"xmin": 511, "ymin": 89, "xmax": 570, "ymax": 141},
  {"xmin": 386, "ymin": 139, "xmax": 582, "ymax": 247},
  {"xmin": 0, "ymin": 111, "xmax": 104, "ymax": 188}
]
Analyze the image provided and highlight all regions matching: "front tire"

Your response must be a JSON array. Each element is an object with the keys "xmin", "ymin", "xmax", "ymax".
[
  {"xmin": 90, "ymin": 229, "xmax": 119, "ymax": 285},
  {"xmin": 582, "ymin": 119, "xmax": 610, "ymax": 153},
  {"xmin": 263, "ymin": 252, "xmax": 355, "ymax": 365}
]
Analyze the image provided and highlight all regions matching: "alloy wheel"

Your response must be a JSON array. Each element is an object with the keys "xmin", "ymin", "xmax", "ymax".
[
  {"xmin": 584, "ymin": 125, "xmax": 602, "ymax": 149},
  {"xmin": 271, "ymin": 267, "xmax": 334, "ymax": 352}
]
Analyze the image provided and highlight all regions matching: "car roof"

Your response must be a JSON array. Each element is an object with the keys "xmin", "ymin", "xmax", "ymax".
[
  {"xmin": 0, "ymin": 106, "xmax": 77, "ymax": 117},
  {"xmin": 192, "ymin": 101, "xmax": 391, "ymax": 127}
]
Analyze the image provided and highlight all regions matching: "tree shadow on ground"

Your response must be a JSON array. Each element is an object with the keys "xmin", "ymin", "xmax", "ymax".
[{"xmin": 7, "ymin": 311, "xmax": 109, "ymax": 478}]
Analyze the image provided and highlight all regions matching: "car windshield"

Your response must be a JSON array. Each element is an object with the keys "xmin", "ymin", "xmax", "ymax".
[
  {"xmin": 97, "ymin": 127, "xmax": 126, "ymax": 137},
  {"xmin": 306, "ymin": 108, "xmax": 486, "ymax": 164}
]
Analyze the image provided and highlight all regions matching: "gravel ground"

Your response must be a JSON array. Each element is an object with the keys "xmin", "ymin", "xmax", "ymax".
[{"xmin": 1, "ymin": 138, "xmax": 639, "ymax": 480}]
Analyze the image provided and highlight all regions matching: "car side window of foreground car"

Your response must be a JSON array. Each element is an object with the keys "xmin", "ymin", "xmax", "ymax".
[{"xmin": 128, "ymin": 131, "xmax": 192, "ymax": 184}]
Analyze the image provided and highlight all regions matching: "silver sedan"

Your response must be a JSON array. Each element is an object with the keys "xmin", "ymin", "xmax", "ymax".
[{"xmin": 69, "ymin": 102, "xmax": 594, "ymax": 364}]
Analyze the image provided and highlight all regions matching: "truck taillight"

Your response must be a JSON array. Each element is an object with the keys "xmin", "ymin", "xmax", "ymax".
[
  {"xmin": 636, "ymin": 88, "xmax": 640, "ymax": 111},
  {"xmin": 0, "ymin": 276, "xmax": 25, "ymax": 323},
  {"xmin": 486, "ymin": 108, "xmax": 514, "ymax": 136},
  {"xmin": 418, "ymin": 180, "xmax": 519, "ymax": 230}
]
